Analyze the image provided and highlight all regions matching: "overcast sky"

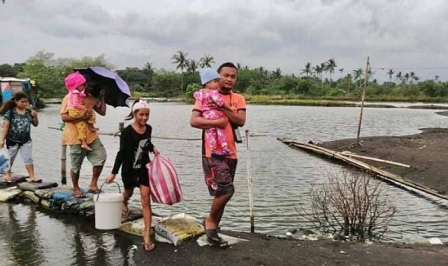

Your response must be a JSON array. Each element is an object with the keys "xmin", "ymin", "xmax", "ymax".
[{"xmin": 1, "ymin": 0, "xmax": 448, "ymax": 81}]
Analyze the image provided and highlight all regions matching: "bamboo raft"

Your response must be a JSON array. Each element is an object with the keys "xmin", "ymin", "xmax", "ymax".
[{"xmin": 278, "ymin": 138, "xmax": 448, "ymax": 201}]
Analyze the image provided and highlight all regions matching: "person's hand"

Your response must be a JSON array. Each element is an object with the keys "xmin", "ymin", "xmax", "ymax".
[
  {"xmin": 99, "ymin": 89, "xmax": 106, "ymax": 97},
  {"xmin": 106, "ymin": 174, "xmax": 116, "ymax": 184},
  {"xmin": 215, "ymin": 117, "xmax": 228, "ymax": 128},
  {"xmin": 30, "ymin": 110, "xmax": 38, "ymax": 118},
  {"xmin": 153, "ymin": 148, "xmax": 160, "ymax": 156},
  {"xmin": 0, "ymin": 139, "xmax": 4, "ymax": 149}
]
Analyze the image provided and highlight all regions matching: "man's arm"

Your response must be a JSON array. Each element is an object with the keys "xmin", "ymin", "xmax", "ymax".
[
  {"xmin": 190, "ymin": 110, "xmax": 228, "ymax": 129},
  {"xmin": 93, "ymin": 90, "xmax": 106, "ymax": 116},
  {"xmin": 221, "ymin": 108, "xmax": 246, "ymax": 127}
]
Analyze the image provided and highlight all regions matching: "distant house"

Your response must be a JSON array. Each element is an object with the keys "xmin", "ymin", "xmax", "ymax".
[{"xmin": 0, "ymin": 77, "xmax": 36, "ymax": 106}]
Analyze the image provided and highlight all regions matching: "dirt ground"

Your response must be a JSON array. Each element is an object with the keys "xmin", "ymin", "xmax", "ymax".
[
  {"xmin": 130, "ymin": 230, "xmax": 448, "ymax": 266},
  {"xmin": 319, "ymin": 123, "xmax": 448, "ymax": 194},
  {"xmin": 129, "ymin": 112, "xmax": 448, "ymax": 265}
]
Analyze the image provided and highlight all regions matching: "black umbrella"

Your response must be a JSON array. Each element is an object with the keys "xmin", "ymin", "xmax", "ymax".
[{"xmin": 74, "ymin": 66, "xmax": 131, "ymax": 107}]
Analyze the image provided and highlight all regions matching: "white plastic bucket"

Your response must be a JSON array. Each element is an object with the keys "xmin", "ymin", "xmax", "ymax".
[{"xmin": 93, "ymin": 182, "xmax": 124, "ymax": 230}]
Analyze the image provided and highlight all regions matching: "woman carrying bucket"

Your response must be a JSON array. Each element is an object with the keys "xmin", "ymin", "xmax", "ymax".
[{"xmin": 106, "ymin": 99, "xmax": 160, "ymax": 252}]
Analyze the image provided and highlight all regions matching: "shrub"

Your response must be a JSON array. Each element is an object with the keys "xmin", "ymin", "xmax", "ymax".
[{"xmin": 303, "ymin": 168, "xmax": 396, "ymax": 241}]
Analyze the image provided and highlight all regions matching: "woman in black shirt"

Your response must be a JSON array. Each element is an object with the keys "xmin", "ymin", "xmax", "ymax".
[{"xmin": 106, "ymin": 99, "xmax": 160, "ymax": 252}]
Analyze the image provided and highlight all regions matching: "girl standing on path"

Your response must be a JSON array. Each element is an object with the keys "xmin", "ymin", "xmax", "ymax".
[
  {"xmin": 106, "ymin": 99, "xmax": 160, "ymax": 252},
  {"xmin": 0, "ymin": 92, "xmax": 41, "ymax": 183}
]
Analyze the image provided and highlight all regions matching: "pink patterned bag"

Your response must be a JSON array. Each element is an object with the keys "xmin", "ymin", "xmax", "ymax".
[{"xmin": 147, "ymin": 155, "xmax": 182, "ymax": 205}]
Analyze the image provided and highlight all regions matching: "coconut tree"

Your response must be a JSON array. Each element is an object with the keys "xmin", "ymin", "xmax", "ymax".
[
  {"xmin": 186, "ymin": 59, "xmax": 199, "ymax": 73},
  {"xmin": 387, "ymin": 69, "xmax": 394, "ymax": 87},
  {"xmin": 172, "ymin": 51, "xmax": 188, "ymax": 93},
  {"xmin": 326, "ymin": 58, "xmax": 337, "ymax": 86},
  {"xmin": 339, "ymin": 68, "xmax": 344, "ymax": 80},
  {"xmin": 395, "ymin": 71, "xmax": 403, "ymax": 84},
  {"xmin": 352, "ymin": 68, "xmax": 363, "ymax": 87},
  {"xmin": 272, "ymin": 68, "xmax": 282, "ymax": 79},
  {"xmin": 301, "ymin": 62, "xmax": 313, "ymax": 78},
  {"xmin": 313, "ymin": 64, "xmax": 323, "ymax": 84},
  {"xmin": 199, "ymin": 55, "xmax": 214, "ymax": 68}
]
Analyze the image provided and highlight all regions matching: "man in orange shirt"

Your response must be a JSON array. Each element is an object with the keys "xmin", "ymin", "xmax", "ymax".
[
  {"xmin": 60, "ymin": 86, "xmax": 107, "ymax": 197},
  {"xmin": 190, "ymin": 62, "xmax": 247, "ymax": 248}
]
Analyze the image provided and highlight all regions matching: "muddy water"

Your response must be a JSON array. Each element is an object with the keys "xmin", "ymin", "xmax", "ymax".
[{"xmin": 1, "ymin": 103, "xmax": 448, "ymax": 265}]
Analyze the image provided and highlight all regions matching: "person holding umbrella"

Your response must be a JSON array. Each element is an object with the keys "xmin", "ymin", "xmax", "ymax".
[{"xmin": 60, "ymin": 77, "xmax": 107, "ymax": 197}]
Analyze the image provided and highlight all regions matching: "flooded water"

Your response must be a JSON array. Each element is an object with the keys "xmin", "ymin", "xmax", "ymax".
[{"xmin": 1, "ymin": 103, "xmax": 448, "ymax": 265}]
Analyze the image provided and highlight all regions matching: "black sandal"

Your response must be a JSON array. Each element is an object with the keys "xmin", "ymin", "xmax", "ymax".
[{"xmin": 206, "ymin": 229, "xmax": 229, "ymax": 248}]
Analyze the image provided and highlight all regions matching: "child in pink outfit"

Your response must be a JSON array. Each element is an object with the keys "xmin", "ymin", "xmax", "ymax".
[
  {"xmin": 194, "ymin": 68, "xmax": 235, "ymax": 156},
  {"xmin": 64, "ymin": 72, "xmax": 96, "ymax": 151}
]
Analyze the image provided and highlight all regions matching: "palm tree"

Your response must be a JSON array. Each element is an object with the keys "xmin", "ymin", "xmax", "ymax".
[
  {"xmin": 199, "ymin": 55, "xmax": 214, "ymax": 68},
  {"xmin": 313, "ymin": 64, "xmax": 323, "ymax": 81},
  {"xmin": 236, "ymin": 63, "xmax": 242, "ymax": 70},
  {"xmin": 396, "ymin": 72, "xmax": 403, "ymax": 84},
  {"xmin": 352, "ymin": 68, "xmax": 363, "ymax": 87},
  {"xmin": 301, "ymin": 62, "xmax": 313, "ymax": 77},
  {"xmin": 186, "ymin": 59, "xmax": 199, "ymax": 73},
  {"xmin": 172, "ymin": 51, "xmax": 188, "ymax": 93},
  {"xmin": 339, "ymin": 68, "xmax": 344, "ymax": 81},
  {"xmin": 326, "ymin": 58, "xmax": 337, "ymax": 86},
  {"xmin": 272, "ymin": 68, "xmax": 282, "ymax": 79},
  {"xmin": 346, "ymin": 73, "xmax": 352, "ymax": 93},
  {"xmin": 408, "ymin": 71, "xmax": 416, "ymax": 90},
  {"xmin": 387, "ymin": 69, "xmax": 394, "ymax": 85}
]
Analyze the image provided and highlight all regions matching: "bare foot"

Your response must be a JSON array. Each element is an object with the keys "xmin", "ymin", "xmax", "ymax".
[{"xmin": 81, "ymin": 145, "xmax": 93, "ymax": 151}]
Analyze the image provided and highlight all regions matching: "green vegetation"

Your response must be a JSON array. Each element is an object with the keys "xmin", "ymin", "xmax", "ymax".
[{"xmin": 1, "ymin": 51, "xmax": 448, "ymax": 104}]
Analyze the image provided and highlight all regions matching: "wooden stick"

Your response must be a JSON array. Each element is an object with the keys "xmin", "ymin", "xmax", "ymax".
[
  {"xmin": 356, "ymin": 56, "xmax": 370, "ymax": 146},
  {"xmin": 61, "ymin": 144, "xmax": 67, "ymax": 185},
  {"xmin": 245, "ymin": 129, "xmax": 255, "ymax": 233},
  {"xmin": 340, "ymin": 151, "xmax": 411, "ymax": 168}
]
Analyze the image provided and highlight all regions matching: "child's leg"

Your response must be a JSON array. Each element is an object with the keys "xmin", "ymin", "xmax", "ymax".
[
  {"xmin": 68, "ymin": 109, "xmax": 92, "ymax": 151},
  {"xmin": 216, "ymin": 128, "xmax": 232, "ymax": 154},
  {"xmin": 140, "ymin": 184, "xmax": 155, "ymax": 251},
  {"xmin": 87, "ymin": 110, "xmax": 97, "ymax": 132},
  {"xmin": 205, "ymin": 128, "xmax": 218, "ymax": 153},
  {"xmin": 75, "ymin": 121, "xmax": 92, "ymax": 151}
]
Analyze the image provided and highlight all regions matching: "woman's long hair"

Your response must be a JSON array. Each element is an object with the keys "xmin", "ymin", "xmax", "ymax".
[{"xmin": 0, "ymin": 92, "xmax": 28, "ymax": 115}]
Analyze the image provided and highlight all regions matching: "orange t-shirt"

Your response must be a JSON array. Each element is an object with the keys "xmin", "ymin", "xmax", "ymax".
[
  {"xmin": 193, "ymin": 92, "xmax": 246, "ymax": 159},
  {"xmin": 60, "ymin": 95, "xmax": 99, "ymax": 145}
]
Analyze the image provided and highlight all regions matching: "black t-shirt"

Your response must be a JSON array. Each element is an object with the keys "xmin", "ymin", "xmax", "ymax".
[{"xmin": 111, "ymin": 124, "xmax": 154, "ymax": 178}]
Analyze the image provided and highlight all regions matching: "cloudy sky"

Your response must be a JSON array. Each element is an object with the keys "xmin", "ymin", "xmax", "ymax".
[{"xmin": 1, "ymin": 0, "xmax": 448, "ymax": 81}]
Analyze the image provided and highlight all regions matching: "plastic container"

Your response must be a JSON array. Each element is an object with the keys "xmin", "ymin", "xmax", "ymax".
[{"xmin": 93, "ymin": 182, "xmax": 124, "ymax": 230}]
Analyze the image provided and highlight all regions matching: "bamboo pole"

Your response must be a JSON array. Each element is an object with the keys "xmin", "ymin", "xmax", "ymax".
[
  {"xmin": 245, "ymin": 130, "xmax": 255, "ymax": 233},
  {"xmin": 61, "ymin": 144, "xmax": 67, "ymax": 185},
  {"xmin": 340, "ymin": 151, "xmax": 411, "ymax": 168},
  {"xmin": 278, "ymin": 138, "xmax": 448, "ymax": 201},
  {"xmin": 356, "ymin": 56, "xmax": 370, "ymax": 146}
]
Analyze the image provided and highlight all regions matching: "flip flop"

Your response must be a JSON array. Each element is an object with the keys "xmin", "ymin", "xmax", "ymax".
[
  {"xmin": 27, "ymin": 179, "xmax": 42, "ymax": 183},
  {"xmin": 142, "ymin": 242, "xmax": 155, "ymax": 252},
  {"xmin": 2, "ymin": 179, "xmax": 12, "ymax": 183},
  {"xmin": 87, "ymin": 189, "xmax": 102, "ymax": 194}
]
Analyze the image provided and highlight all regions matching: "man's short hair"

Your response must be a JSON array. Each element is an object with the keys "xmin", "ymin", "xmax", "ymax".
[{"xmin": 218, "ymin": 62, "xmax": 237, "ymax": 73}]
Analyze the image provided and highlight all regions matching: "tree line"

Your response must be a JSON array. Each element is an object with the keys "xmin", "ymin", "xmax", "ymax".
[{"xmin": 1, "ymin": 50, "xmax": 447, "ymax": 102}]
